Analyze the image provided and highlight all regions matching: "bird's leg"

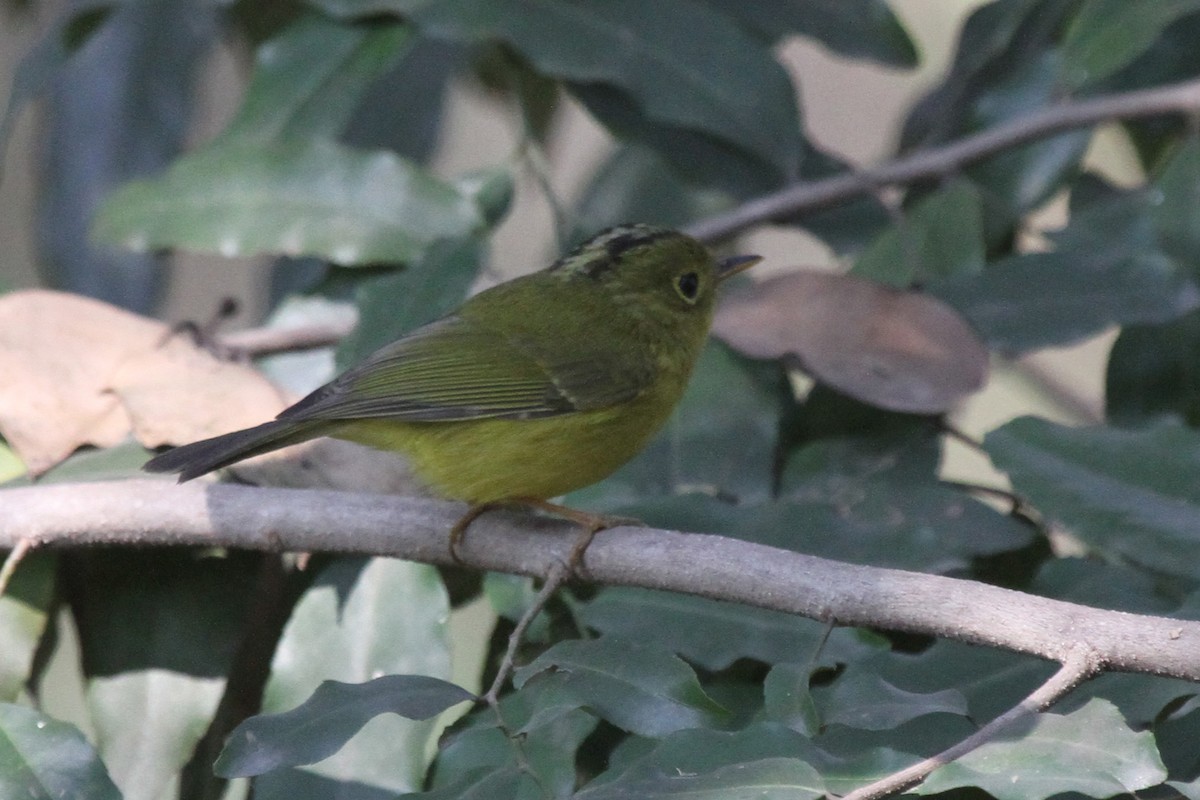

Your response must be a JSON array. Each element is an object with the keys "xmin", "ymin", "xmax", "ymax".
[{"xmin": 447, "ymin": 498, "xmax": 642, "ymax": 568}]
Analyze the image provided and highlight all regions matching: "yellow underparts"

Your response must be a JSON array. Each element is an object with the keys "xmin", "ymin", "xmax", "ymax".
[{"xmin": 328, "ymin": 392, "xmax": 673, "ymax": 503}]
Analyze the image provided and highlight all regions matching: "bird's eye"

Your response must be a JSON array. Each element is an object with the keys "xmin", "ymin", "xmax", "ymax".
[{"xmin": 675, "ymin": 272, "xmax": 700, "ymax": 303}]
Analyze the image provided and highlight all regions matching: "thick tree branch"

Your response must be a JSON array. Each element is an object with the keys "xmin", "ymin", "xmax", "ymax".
[
  {"xmin": 3, "ymin": 480, "xmax": 1199, "ymax": 682},
  {"xmin": 685, "ymin": 77, "xmax": 1200, "ymax": 243}
]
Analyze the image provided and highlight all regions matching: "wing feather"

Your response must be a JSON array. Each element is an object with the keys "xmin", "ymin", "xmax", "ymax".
[{"xmin": 279, "ymin": 315, "xmax": 653, "ymax": 423}]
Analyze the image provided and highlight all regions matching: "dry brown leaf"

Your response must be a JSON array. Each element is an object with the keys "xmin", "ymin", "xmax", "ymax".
[
  {"xmin": 0, "ymin": 290, "xmax": 286, "ymax": 475},
  {"xmin": 713, "ymin": 271, "xmax": 989, "ymax": 414}
]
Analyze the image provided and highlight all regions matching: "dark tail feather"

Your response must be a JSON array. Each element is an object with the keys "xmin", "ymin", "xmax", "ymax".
[{"xmin": 143, "ymin": 419, "xmax": 321, "ymax": 482}]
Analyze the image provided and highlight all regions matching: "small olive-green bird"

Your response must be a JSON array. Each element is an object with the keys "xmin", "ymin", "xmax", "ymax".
[{"xmin": 144, "ymin": 224, "xmax": 759, "ymax": 534}]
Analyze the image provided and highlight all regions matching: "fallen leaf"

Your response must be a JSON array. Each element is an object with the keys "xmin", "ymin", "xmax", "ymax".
[
  {"xmin": 0, "ymin": 290, "xmax": 286, "ymax": 475},
  {"xmin": 713, "ymin": 271, "xmax": 988, "ymax": 414}
]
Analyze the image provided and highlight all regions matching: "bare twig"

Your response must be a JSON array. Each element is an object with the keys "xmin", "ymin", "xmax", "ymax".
[
  {"xmin": 686, "ymin": 77, "xmax": 1200, "ymax": 242},
  {"xmin": 485, "ymin": 559, "xmax": 571, "ymax": 706},
  {"xmin": 3, "ymin": 480, "xmax": 1198, "ymax": 681},
  {"xmin": 843, "ymin": 645, "xmax": 1102, "ymax": 800},
  {"xmin": 216, "ymin": 320, "xmax": 356, "ymax": 358},
  {"xmin": 0, "ymin": 537, "xmax": 32, "ymax": 597}
]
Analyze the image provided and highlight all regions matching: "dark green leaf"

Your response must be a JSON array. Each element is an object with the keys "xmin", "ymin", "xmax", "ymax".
[
  {"xmin": 254, "ymin": 557, "xmax": 451, "ymax": 793},
  {"xmin": 814, "ymin": 665, "xmax": 968, "ymax": 731},
  {"xmin": 336, "ymin": 236, "xmax": 483, "ymax": 368},
  {"xmin": 987, "ymin": 417, "xmax": 1200, "ymax": 580},
  {"xmin": 1, "ymin": 441, "xmax": 152, "ymax": 488},
  {"xmin": 578, "ymin": 587, "xmax": 880, "ymax": 671},
  {"xmin": 93, "ymin": 139, "xmax": 484, "ymax": 265},
  {"xmin": 514, "ymin": 637, "xmax": 728, "ymax": 737},
  {"xmin": 697, "ymin": 0, "xmax": 916, "ymax": 67},
  {"xmin": 0, "ymin": 704, "xmax": 121, "ymax": 800},
  {"xmin": 431, "ymin": 693, "xmax": 595, "ymax": 797},
  {"xmin": 1062, "ymin": 0, "xmax": 1200, "ymax": 88},
  {"xmin": 762, "ymin": 663, "xmax": 820, "ymax": 736},
  {"xmin": 65, "ymin": 550, "xmax": 261, "ymax": 798},
  {"xmin": 577, "ymin": 757, "xmax": 824, "ymax": 800},
  {"xmin": 222, "ymin": 14, "xmax": 415, "ymax": 143},
  {"xmin": 1107, "ymin": 310, "xmax": 1200, "ymax": 426},
  {"xmin": 915, "ymin": 699, "xmax": 1166, "ymax": 800},
  {"xmin": 852, "ymin": 180, "xmax": 985, "ymax": 286},
  {"xmin": 932, "ymin": 248, "xmax": 1200, "ymax": 355},
  {"xmin": 217, "ymin": 675, "xmax": 474, "ymax": 777},
  {"xmin": 401, "ymin": 768, "xmax": 533, "ymax": 800},
  {"xmin": 571, "ymin": 342, "xmax": 788, "ymax": 508},
  {"xmin": 0, "ymin": 552, "xmax": 55, "ymax": 702},
  {"xmin": 411, "ymin": 0, "xmax": 803, "ymax": 176}
]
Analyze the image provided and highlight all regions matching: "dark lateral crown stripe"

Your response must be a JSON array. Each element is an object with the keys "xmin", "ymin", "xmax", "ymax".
[{"xmin": 549, "ymin": 224, "xmax": 677, "ymax": 279}]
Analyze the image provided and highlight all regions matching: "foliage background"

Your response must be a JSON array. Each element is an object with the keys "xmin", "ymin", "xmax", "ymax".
[{"xmin": 5, "ymin": 1, "xmax": 1200, "ymax": 800}]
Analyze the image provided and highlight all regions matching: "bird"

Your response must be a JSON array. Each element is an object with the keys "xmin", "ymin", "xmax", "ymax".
[{"xmin": 144, "ymin": 223, "xmax": 761, "ymax": 556}]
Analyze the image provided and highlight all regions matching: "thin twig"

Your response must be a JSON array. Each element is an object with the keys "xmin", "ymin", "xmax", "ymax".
[
  {"xmin": 216, "ymin": 320, "xmax": 356, "ymax": 358},
  {"xmin": 842, "ymin": 644, "xmax": 1102, "ymax": 800},
  {"xmin": 0, "ymin": 537, "xmax": 32, "ymax": 597},
  {"xmin": 485, "ymin": 559, "xmax": 572, "ymax": 706},
  {"xmin": 686, "ymin": 77, "xmax": 1200, "ymax": 242}
]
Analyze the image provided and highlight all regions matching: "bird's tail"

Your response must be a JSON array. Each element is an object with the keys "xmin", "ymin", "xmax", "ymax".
[{"xmin": 143, "ymin": 419, "xmax": 322, "ymax": 482}]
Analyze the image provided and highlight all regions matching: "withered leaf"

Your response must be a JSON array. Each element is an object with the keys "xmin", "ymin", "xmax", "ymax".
[{"xmin": 713, "ymin": 271, "xmax": 988, "ymax": 413}]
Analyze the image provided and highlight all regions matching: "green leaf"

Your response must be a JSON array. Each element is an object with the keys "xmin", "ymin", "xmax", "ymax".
[
  {"xmin": 915, "ymin": 699, "xmax": 1166, "ymax": 800},
  {"xmin": 578, "ymin": 587, "xmax": 879, "ymax": 671},
  {"xmin": 932, "ymin": 247, "xmax": 1200, "ymax": 355},
  {"xmin": 762, "ymin": 664, "xmax": 820, "ymax": 736},
  {"xmin": 0, "ymin": 552, "xmax": 55, "ymax": 702},
  {"xmin": 697, "ymin": 0, "xmax": 917, "ymax": 67},
  {"xmin": 401, "ymin": 767, "xmax": 533, "ymax": 800},
  {"xmin": 65, "ymin": 550, "xmax": 261, "ymax": 800},
  {"xmin": 0, "ymin": 442, "xmax": 24, "ymax": 484},
  {"xmin": 93, "ymin": 138, "xmax": 484, "ymax": 265},
  {"xmin": 337, "ymin": 236, "xmax": 482, "ymax": 368},
  {"xmin": 411, "ymin": 0, "xmax": 802, "ymax": 176},
  {"xmin": 1, "ymin": 441, "xmax": 152, "ymax": 487},
  {"xmin": 514, "ymin": 637, "xmax": 728, "ymax": 737},
  {"xmin": 217, "ymin": 675, "xmax": 474, "ymax": 777},
  {"xmin": 571, "ymin": 342, "xmax": 789, "ymax": 508},
  {"xmin": 430, "ymin": 697, "xmax": 595, "ymax": 798},
  {"xmin": 987, "ymin": 416, "xmax": 1200, "ymax": 580},
  {"xmin": 222, "ymin": 14, "xmax": 415, "ymax": 143},
  {"xmin": 581, "ymin": 724, "xmax": 828, "ymax": 799},
  {"xmin": 0, "ymin": 704, "xmax": 121, "ymax": 800},
  {"xmin": 852, "ymin": 180, "xmax": 985, "ymax": 287},
  {"xmin": 1106, "ymin": 310, "xmax": 1200, "ymax": 426},
  {"xmin": 813, "ymin": 665, "xmax": 968, "ymax": 731},
  {"xmin": 254, "ymin": 556, "xmax": 451, "ymax": 794},
  {"xmin": 1062, "ymin": 0, "xmax": 1200, "ymax": 88},
  {"xmin": 577, "ymin": 757, "xmax": 824, "ymax": 800}
]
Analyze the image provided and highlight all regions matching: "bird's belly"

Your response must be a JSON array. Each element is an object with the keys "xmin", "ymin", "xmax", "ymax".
[{"xmin": 329, "ymin": 399, "xmax": 670, "ymax": 503}]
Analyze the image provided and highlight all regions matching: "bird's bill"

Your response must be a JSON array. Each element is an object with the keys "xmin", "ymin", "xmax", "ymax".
[{"xmin": 716, "ymin": 254, "xmax": 763, "ymax": 282}]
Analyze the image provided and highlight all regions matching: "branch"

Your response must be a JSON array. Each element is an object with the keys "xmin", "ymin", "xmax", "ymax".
[
  {"xmin": 844, "ymin": 644, "xmax": 1101, "ymax": 800},
  {"xmin": 685, "ymin": 77, "xmax": 1200, "ymax": 242},
  {"xmin": 4, "ymin": 480, "xmax": 1199, "ymax": 681},
  {"xmin": 217, "ymin": 320, "xmax": 355, "ymax": 358}
]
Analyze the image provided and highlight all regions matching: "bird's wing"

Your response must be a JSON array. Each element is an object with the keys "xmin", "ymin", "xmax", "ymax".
[{"xmin": 279, "ymin": 315, "xmax": 655, "ymax": 422}]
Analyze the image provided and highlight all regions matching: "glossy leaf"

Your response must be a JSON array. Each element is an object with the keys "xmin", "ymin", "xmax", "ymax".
[
  {"xmin": 697, "ymin": 0, "xmax": 916, "ymax": 67},
  {"xmin": 852, "ymin": 180, "xmax": 985, "ymax": 286},
  {"xmin": 217, "ymin": 675, "xmax": 474, "ymax": 777},
  {"xmin": 814, "ymin": 666, "xmax": 968, "ymax": 731},
  {"xmin": 222, "ymin": 14, "xmax": 415, "ymax": 143},
  {"xmin": 1106, "ymin": 310, "xmax": 1200, "ymax": 426},
  {"xmin": 513, "ymin": 637, "xmax": 728, "ymax": 737},
  {"xmin": 0, "ymin": 704, "xmax": 121, "ymax": 800},
  {"xmin": 337, "ymin": 236, "xmax": 483, "ymax": 368},
  {"xmin": 65, "ymin": 550, "xmax": 261, "ymax": 800},
  {"xmin": 762, "ymin": 664, "xmax": 820, "ymax": 736},
  {"xmin": 1062, "ymin": 0, "xmax": 1200, "ymax": 87},
  {"xmin": 93, "ymin": 139, "xmax": 484, "ymax": 266},
  {"xmin": 988, "ymin": 416, "xmax": 1200, "ymax": 579},
  {"xmin": 916, "ymin": 699, "xmax": 1166, "ymax": 800},
  {"xmin": 411, "ymin": 0, "xmax": 803, "ymax": 176},
  {"xmin": 0, "ymin": 552, "xmax": 55, "ymax": 702},
  {"xmin": 570, "ymin": 342, "xmax": 789, "ymax": 508},
  {"xmin": 578, "ymin": 587, "xmax": 879, "ymax": 671},
  {"xmin": 577, "ymin": 757, "xmax": 824, "ymax": 800},
  {"xmin": 253, "ymin": 556, "xmax": 451, "ymax": 794},
  {"xmin": 932, "ymin": 247, "xmax": 1200, "ymax": 355}
]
